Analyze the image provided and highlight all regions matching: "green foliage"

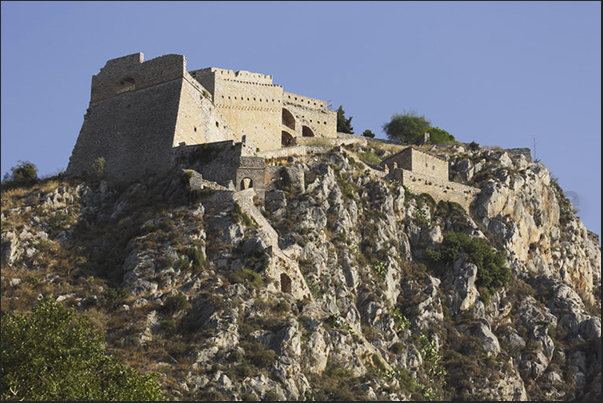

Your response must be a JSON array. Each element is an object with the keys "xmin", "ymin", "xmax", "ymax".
[
  {"xmin": 383, "ymin": 110, "xmax": 431, "ymax": 144},
  {"xmin": 426, "ymin": 126, "xmax": 455, "ymax": 144},
  {"xmin": 393, "ymin": 307, "xmax": 411, "ymax": 331},
  {"xmin": 100, "ymin": 286, "xmax": 130, "ymax": 310},
  {"xmin": 229, "ymin": 201, "xmax": 256, "ymax": 228},
  {"xmin": 1, "ymin": 299, "xmax": 164, "ymax": 401},
  {"xmin": 2, "ymin": 160, "xmax": 39, "ymax": 188},
  {"xmin": 336, "ymin": 105, "xmax": 354, "ymax": 134},
  {"xmin": 180, "ymin": 246, "xmax": 207, "ymax": 274},
  {"xmin": 370, "ymin": 260, "xmax": 386, "ymax": 280},
  {"xmin": 229, "ymin": 268, "xmax": 264, "ymax": 290},
  {"xmin": 162, "ymin": 294, "xmax": 192, "ymax": 315},
  {"xmin": 325, "ymin": 314, "xmax": 355, "ymax": 334},
  {"xmin": 362, "ymin": 129, "xmax": 375, "ymax": 138},
  {"xmin": 91, "ymin": 157, "xmax": 106, "ymax": 180},
  {"xmin": 47, "ymin": 211, "xmax": 73, "ymax": 233},
  {"xmin": 358, "ymin": 150, "xmax": 382, "ymax": 166},
  {"xmin": 468, "ymin": 141, "xmax": 480, "ymax": 151},
  {"xmin": 415, "ymin": 206, "xmax": 429, "ymax": 227},
  {"xmin": 428, "ymin": 232, "xmax": 512, "ymax": 291}
]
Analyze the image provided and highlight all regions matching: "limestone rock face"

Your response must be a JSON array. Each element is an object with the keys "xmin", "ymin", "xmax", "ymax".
[{"xmin": 2, "ymin": 143, "xmax": 600, "ymax": 401}]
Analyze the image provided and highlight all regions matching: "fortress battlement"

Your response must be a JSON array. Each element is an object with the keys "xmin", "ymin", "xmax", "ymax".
[{"xmin": 66, "ymin": 52, "xmax": 338, "ymax": 183}]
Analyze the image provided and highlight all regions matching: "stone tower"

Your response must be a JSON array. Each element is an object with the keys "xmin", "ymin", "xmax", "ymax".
[{"xmin": 66, "ymin": 52, "xmax": 338, "ymax": 183}]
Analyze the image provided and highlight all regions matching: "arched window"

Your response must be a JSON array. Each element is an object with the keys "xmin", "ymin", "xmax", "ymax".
[
  {"xmin": 282, "ymin": 108, "xmax": 295, "ymax": 130},
  {"xmin": 302, "ymin": 126, "xmax": 315, "ymax": 137}
]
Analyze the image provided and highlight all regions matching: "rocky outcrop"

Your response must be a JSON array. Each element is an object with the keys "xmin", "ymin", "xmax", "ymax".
[{"xmin": 1, "ymin": 143, "xmax": 600, "ymax": 401}]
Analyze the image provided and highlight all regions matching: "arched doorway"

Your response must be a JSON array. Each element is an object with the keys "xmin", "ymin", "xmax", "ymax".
[
  {"xmin": 302, "ymin": 125, "xmax": 315, "ymax": 137},
  {"xmin": 240, "ymin": 177, "xmax": 253, "ymax": 190},
  {"xmin": 282, "ymin": 109, "xmax": 295, "ymax": 130},
  {"xmin": 281, "ymin": 131, "xmax": 296, "ymax": 147},
  {"xmin": 280, "ymin": 273, "xmax": 292, "ymax": 294}
]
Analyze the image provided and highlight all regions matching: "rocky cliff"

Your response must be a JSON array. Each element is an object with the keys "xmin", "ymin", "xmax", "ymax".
[{"xmin": 1, "ymin": 141, "xmax": 600, "ymax": 400}]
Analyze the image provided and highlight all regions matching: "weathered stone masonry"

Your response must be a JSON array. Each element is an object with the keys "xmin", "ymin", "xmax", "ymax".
[
  {"xmin": 381, "ymin": 146, "xmax": 480, "ymax": 212},
  {"xmin": 66, "ymin": 52, "xmax": 337, "ymax": 183}
]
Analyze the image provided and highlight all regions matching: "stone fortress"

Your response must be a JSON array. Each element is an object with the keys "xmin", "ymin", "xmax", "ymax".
[
  {"xmin": 65, "ymin": 51, "xmax": 509, "ymax": 212},
  {"xmin": 66, "ymin": 52, "xmax": 338, "ymax": 185},
  {"xmin": 65, "ymin": 51, "xmax": 539, "ymax": 299}
]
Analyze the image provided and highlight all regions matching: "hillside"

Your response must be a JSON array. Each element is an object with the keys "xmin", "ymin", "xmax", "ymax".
[{"xmin": 1, "ymin": 140, "xmax": 600, "ymax": 400}]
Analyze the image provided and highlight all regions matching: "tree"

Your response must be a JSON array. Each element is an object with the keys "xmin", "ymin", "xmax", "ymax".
[
  {"xmin": 382, "ymin": 110, "xmax": 431, "ymax": 144},
  {"xmin": 336, "ymin": 105, "xmax": 354, "ymax": 134},
  {"xmin": 1, "ymin": 298, "xmax": 165, "ymax": 401},
  {"xmin": 426, "ymin": 126, "xmax": 455, "ymax": 144},
  {"xmin": 2, "ymin": 160, "xmax": 39, "ymax": 188},
  {"xmin": 362, "ymin": 129, "xmax": 375, "ymax": 138}
]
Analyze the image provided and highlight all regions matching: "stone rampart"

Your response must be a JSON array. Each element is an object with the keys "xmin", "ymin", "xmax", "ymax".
[
  {"xmin": 67, "ymin": 78, "xmax": 184, "ymax": 182},
  {"xmin": 91, "ymin": 53, "xmax": 186, "ymax": 103},
  {"xmin": 393, "ymin": 168, "xmax": 480, "ymax": 212}
]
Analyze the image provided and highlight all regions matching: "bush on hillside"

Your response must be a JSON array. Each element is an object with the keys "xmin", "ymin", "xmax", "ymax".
[
  {"xmin": 2, "ymin": 160, "xmax": 39, "ymax": 189},
  {"xmin": 1, "ymin": 299, "xmax": 164, "ymax": 401},
  {"xmin": 426, "ymin": 232, "xmax": 511, "ymax": 290}
]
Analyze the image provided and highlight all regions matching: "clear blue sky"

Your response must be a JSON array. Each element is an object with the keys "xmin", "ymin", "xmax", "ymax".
[{"xmin": 2, "ymin": 1, "xmax": 600, "ymax": 236}]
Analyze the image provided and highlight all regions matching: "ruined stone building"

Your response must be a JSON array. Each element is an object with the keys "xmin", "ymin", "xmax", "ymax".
[
  {"xmin": 66, "ymin": 52, "xmax": 337, "ymax": 184},
  {"xmin": 381, "ymin": 146, "xmax": 480, "ymax": 212}
]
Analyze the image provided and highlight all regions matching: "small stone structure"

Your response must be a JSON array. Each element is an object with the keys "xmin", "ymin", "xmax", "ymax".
[{"xmin": 381, "ymin": 146, "xmax": 479, "ymax": 212}]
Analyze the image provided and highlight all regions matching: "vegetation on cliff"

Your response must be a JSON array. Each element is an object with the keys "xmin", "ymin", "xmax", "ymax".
[{"xmin": 1, "ymin": 140, "xmax": 600, "ymax": 401}]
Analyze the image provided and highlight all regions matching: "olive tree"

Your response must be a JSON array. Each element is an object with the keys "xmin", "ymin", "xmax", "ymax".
[{"xmin": 1, "ymin": 299, "xmax": 164, "ymax": 401}]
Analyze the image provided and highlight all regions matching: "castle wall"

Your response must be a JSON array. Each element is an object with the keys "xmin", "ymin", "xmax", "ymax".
[
  {"xmin": 67, "ymin": 78, "xmax": 184, "ymax": 182},
  {"xmin": 191, "ymin": 67, "xmax": 284, "ymax": 151},
  {"xmin": 382, "ymin": 147, "xmax": 448, "ymax": 181},
  {"xmin": 91, "ymin": 53, "xmax": 186, "ymax": 103},
  {"xmin": 173, "ymin": 72, "xmax": 237, "ymax": 147},
  {"xmin": 283, "ymin": 92, "xmax": 337, "ymax": 139},
  {"xmin": 393, "ymin": 168, "xmax": 480, "ymax": 212}
]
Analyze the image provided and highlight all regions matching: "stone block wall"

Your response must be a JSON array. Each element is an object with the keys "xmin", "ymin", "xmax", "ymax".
[
  {"xmin": 67, "ymin": 52, "xmax": 343, "ymax": 184},
  {"xmin": 192, "ymin": 67, "xmax": 284, "ymax": 151},
  {"xmin": 393, "ymin": 168, "xmax": 480, "ymax": 212},
  {"xmin": 505, "ymin": 148, "xmax": 532, "ymax": 162},
  {"xmin": 91, "ymin": 53, "xmax": 186, "ymax": 103},
  {"xmin": 381, "ymin": 146, "xmax": 448, "ymax": 181},
  {"xmin": 173, "ymin": 72, "xmax": 237, "ymax": 147},
  {"xmin": 67, "ymin": 78, "xmax": 184, "ymax": 182}
]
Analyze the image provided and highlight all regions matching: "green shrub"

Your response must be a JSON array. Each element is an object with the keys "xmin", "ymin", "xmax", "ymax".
[
  {"xmin": 229, "ymin": 202, "xmax": 256, "ymax": 227},
  {"xmin": 180, "ymin": 246, "xmax": 207, "ymax": 274},
  {"xmin": 162, "ymin": 294, "xmax": 191, "ymax": 315},
  {"xmin": 359, "ymin": 150, "xmax": 382, "ymax": 165},
  {"xmin": 429, "ymin": 232, "xmax": 511, "ymax": 290},
  {"xmin": 1, "ymin": 299, "xmax": 164, "ymax": 401},
  {"xmin": 427, "ymin": 126, "xmax": 455, "ymax": 144},
  {"xmin": 91, "ymin": 157, "xmax": 106, "ymax": 180},
  {"xmin": 101, "ymin": 286, "xmax": 130, "ymax": 310},
  {"xmin": 229, "ymin": 268, "xmax": 264, "ymax": 290},
  {"xmin": 2, "ymin": 160, "xmax": 39, "ymax": 189}
]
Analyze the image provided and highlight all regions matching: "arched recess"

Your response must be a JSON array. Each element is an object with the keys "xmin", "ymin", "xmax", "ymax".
[
  {"xmin": 280, "ymin": 273, "xmax": 292, "ymax": 294},
  {"xmin": 281, "ymin": 131, "xmax": 296, "ymax": 147},
  {"xmin": 282, "ymin": 108, "xmax": 295, "ymax": 130},
  {"xmin": 302, "ymin": 125, "xmax": 315, "ymax": 137},
  {"xmin": 240, "ymin": 177, "xmax": 253, "ymax": 190},
  {"xmin": 118, "ymin": 76, "xmax": 135, "ymax": 93}
]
